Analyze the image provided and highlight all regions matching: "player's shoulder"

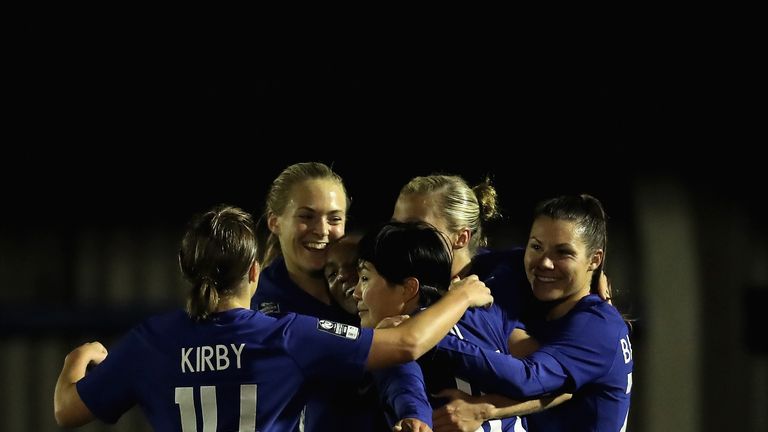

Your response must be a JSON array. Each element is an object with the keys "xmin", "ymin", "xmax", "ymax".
[
  {"xmin": 581, "ymin": 295, "xmax": 625, "ymax": 323},
  {"xmin": 139, "ymin": 308, "xmax": 190, "ymax": 332},
  {"xmin": 567, "ymin": 295, "xmax": 628, "ymax": 338}
]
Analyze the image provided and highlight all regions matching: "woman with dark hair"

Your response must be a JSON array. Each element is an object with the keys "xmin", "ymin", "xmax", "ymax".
[{"xmin": 432, "ymin": 195, "xmax": 633, "ymax": 431}]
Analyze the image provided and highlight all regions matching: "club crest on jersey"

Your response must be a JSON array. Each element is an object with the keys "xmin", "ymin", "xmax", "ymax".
[{"xmin": 317, "ymin": 319, "xmax": 360, "ymax": 340}]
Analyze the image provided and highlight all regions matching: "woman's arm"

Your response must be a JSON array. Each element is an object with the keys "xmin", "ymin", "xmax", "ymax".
[
  {"xmin": 373, "ymin": 362, "xmax": 433, "ymax": 429},
  {"xmin": 507, "ymin": 327, "xmax": 540, "ymax": 358},
  {"xmin": 432, "ymin": 388, "xmax": 572, "ymax": 432},
  {"xmin": 54, "ymin": 342, "xmax": 106, "ymax": 427},
  {"xmin": 366, "ymin": 275, "xmax": 492, "ymax": 369},
  {"xmin": 435, "ymin": 336, "xmax": 571, "ymax": 398}
]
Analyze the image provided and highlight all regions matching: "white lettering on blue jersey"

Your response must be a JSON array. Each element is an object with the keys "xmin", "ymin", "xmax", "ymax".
[
  {"xmin": 620, "ymin": 335, "xmax": 633, "ymax": 364},
  {"xmin": 181, "ymin": 343, "xmax": 246, "ymax": 373}
]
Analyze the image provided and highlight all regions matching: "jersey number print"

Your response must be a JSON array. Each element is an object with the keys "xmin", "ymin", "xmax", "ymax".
[{"xmin": 175, "ymin": 385, "xmax": 257, "ymax": 432}]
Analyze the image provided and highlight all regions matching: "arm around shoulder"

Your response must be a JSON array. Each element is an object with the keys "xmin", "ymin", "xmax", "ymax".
[
  {"xmin": 433, "ymin": 388, "xmax": 572, "ymax": 430},
  {"xmin": 367, "ymin": 275, "xmax": 492, "ymax": 369},
  {"xmin": 54, "ymin": 342, "xmax": 106, "ymax": 427}
]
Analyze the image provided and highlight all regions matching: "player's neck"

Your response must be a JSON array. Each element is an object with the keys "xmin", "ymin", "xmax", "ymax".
[
  {"xmin": 452, "ymin": 250, "xmax": 473, "ymax": 279},
  {"xmin": 546, "ymin": 287, "xmax": 590, "ymax": 321},
  {"xmin": 215, "ymin": 294, "xmax": 251, "ymax": 312}
]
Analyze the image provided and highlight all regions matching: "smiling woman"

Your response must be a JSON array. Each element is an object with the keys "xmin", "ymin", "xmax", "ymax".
[
  {"xmin": 525, "ymin": 216, "xmax": 604, "ymax": 320},
  {"xmin": 247, "ymin": 162, "xmax": 379, "ymax": 432},
  {"xmin": 432, "ymin": 194, "xmax": 633, "ymax": 431},
  {"xmin": 251, "ymin": 161, "xmax": 351, "ymax": 320}
]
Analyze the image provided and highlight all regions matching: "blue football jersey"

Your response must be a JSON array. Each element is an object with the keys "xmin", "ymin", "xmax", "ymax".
[
  {"xmin": 251, "ymin": 256, "xmax": 355, "ymax": 324},
  {"xmin": 76, "ymin": 308, "xmax": 373, "ymax": 432},
  {"xmin": 250, "ymin": 256, "xmax": 392, "ymax": 431},
  {"xmin": 436, "ymin": 295, "xmax": 633, "ymax": 431},
  {"xmin": 379, "ymin": 303, "xmax": 527, "ymax": 431}
]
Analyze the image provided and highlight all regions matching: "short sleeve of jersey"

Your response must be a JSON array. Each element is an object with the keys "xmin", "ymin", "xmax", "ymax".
[
  {"xmin": 281, "ymin": 314, "xmax": 374, "ymax": 381},
  {"xmin": 76, "ymin": 331, "xmax": 142, "ymax": 424},
  {"xmin": 536, "ymin": 307, "xmax": 621, "ymax": 389}
]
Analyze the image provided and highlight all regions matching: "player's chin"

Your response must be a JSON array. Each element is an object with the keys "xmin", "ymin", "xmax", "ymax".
[
  {"xmin": 358, "ymin": 312, "xmax": 374, "ymax": 328},
  {"xmin": 532, "ymin": 286, "xmax": 561, "ymax": 302},
  {"xmin": 301, "ymin": 248, "xmax": 327, "ymax": 266}
]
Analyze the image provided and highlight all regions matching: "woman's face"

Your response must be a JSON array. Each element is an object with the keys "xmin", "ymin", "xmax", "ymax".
[
  {"xmin": 324, "ymin": 236, "xmax": 360, "ymax": 315},
  {"xmin": 270, "ymin": 178, "xmax": 346, "ymax": 274},
  {"xmin": 524, "ymin": 217, "xmax": 598, "ymax": 303},
  {"xmin": 353, "ymin": 261, "xmax": 408, "ymax": 328}
]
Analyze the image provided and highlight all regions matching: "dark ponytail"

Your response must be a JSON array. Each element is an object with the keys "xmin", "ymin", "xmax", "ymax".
[{"xmin": 179, "ymin": 205, "xmax": 259, "ymax": 321}]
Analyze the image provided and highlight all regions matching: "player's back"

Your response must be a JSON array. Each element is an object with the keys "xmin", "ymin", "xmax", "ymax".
[{"xmin": 76, "ymin": 308, "xmax": 372, "ymax": 432}]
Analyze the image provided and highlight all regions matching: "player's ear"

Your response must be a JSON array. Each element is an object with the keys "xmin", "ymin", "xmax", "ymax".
[
  {"xmin": 403, "ymin": 277, "xmax": 419, "ymax": 302},
  {"xmin": 267, "ymin": 212, "xmax": 280, "ymax": 234},
  {"xmin": 588, "ymin": 249, "xmax": 603, "ymax": 271},
  {"xmin": 454, "ymin": 227, "xmax": 471, "ymax": 250},
  {"xmin": 249, "ymin": 260, "xmax": 260, "ymax": 282}
]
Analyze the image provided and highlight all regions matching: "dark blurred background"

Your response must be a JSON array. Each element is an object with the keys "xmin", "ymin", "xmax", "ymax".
[{"xmin": 1, "ymin": 9, "xmax": 765, "ymax": 432}]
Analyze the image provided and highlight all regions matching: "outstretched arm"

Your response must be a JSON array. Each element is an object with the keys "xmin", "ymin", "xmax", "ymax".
[
  {"xmin": 367, "ymin": 275, "xmax": 493, "ymax": 369},
  {"xmin": 435, "ymin": 336, "xmax": 570, "ymax": 398},
  {"xmin": 432, "ymin": 388, "xmax": 571, "ymax": 431},
  {"xmin": 54, "ymin": 342, "xmax": 106, "ymax": 427}
]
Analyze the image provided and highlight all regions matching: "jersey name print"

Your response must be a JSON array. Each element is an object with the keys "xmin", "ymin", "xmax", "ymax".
[
  {"xmin": 317, "ymin": 320, "xmax": 360, "ymax": 340},
  {"xmin": 181, "ymin": 343, "xmax": 245, "ymax": 373}
]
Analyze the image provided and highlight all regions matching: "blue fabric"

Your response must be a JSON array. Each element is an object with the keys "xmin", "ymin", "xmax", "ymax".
[
  {"xmin": 373, "ymin": 362, "xmax": 433, "ymax": 428},
  {"xmin": 251, "ymin": 256, "xmax": 355, "ymax": 324},
  {"xmin": 378, "ymin": 303, "xmax": 527, "ymax": 431},
  {"xmin": 76, "ymin": 309, "xmax": 373, "ymax": 432},
  {"xmin": 436, "ymin": 295, "xmax": 633, "ymax": 431},
  {"xmin": 250, "ymin": 256, "xmax": 391, "ymax": 431}
]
